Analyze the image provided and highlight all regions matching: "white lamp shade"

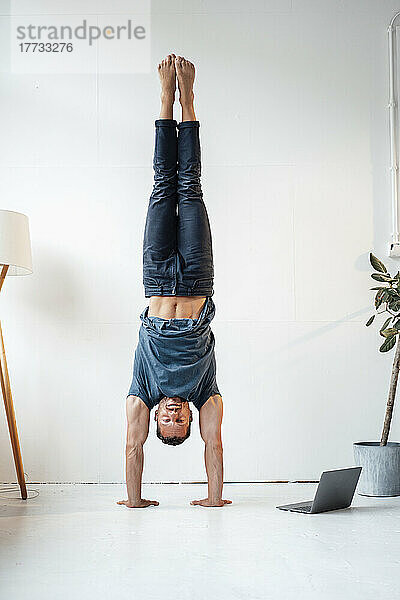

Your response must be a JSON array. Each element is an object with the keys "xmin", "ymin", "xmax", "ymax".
[{"xmin": 0, "ymin": 210, "xmax": 33, "ymax": 275}]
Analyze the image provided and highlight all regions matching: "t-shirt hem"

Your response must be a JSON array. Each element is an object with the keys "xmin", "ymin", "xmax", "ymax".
[
  {"xmin": 193, "ymin": 388, "xmax": 222, "ymax": 411},
  {"xmin": 126, "ymin": 387, "xmax": 153, "ymax": 410}
]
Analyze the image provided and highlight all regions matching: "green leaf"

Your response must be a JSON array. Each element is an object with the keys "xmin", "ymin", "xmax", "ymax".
[
  {"xmin": 370, "ymin": 253, "xmax": 388, "ymax": 273},
  {"xmin": 380, "ymin": 335, "xmax": 397, "ymax": 352},
  {"xmin": 388, "ymin": 300, "xmax": 400, "ymax": 313},
  {"xmin": 375, "ymin": 289, "xmax": 386, "ymax": 309},
  {"xmin": 366, "ymin": 315, "xmax": 375, "ymax": 326},
  {"xmin": 394, "ymin": 319, "xmax": 400, "ymax": 329},
  {"xmin": 370, "ymin": 286, "xmax": 386, "ymax": 291},
  {"xmin": 371, "ymin": 273, "xmax": 392, "ymax": 282},
  {"xmin": 380, "ymin": 317, "xmax": 392, "ymax": 331},
  {"xmin": 381, "ymin": 328, "xmax": 398, "ymax": 338}
]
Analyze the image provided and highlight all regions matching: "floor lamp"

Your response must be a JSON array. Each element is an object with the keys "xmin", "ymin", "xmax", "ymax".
[{"xmin": 0, "ymin": 210, "xmax": 32, "ymax": 500}]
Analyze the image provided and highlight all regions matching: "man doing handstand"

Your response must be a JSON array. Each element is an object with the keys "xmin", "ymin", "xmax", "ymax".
[{"xmin": 117, "ymin": 55, "xmax": 230, "ymax": 508}]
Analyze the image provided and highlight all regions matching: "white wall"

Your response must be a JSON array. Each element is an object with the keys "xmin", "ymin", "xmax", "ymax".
[{"xmin": 1, "ymin": 0, "xmax": 400, "ymax": 483}]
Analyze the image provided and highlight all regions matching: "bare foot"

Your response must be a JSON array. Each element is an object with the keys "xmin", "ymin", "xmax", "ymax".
[
  {"xmin": 158, "ymin": 54, "xmax": 176, "ymax": 105},
  {"xmin": 175, "ymin": 56, "xmax": 195, "ymax": 107}
]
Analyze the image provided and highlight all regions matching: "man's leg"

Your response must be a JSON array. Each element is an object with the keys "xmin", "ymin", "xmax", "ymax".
[
  {"xmin": 175, "ymin": 57, "xmax": 214, "ymax": 297},
  {"xmin": 143, "ymin": 55, "xmax": 178, "ymax": 297}
]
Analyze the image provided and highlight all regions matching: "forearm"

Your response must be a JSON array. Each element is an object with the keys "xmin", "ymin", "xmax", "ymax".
[
  {"xmin": 125, "ymin": 443, "xmax": 144, "ymax": 503},
  {"xmin": 204, "ymin": 442, "xmax": 223, "ymax": 502}
]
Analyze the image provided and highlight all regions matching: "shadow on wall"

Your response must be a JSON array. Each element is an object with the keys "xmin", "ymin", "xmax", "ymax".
[
  {"xmin": 290, "ymin": 307, "xmax": 371, "ymax": 350},
  {"xmin": 354, "ymin": 252, "xmax": 375, "ymax": 273},
  {"xmin": 285, "ymin": 251, "xmax": 372, "ymax": 352}
]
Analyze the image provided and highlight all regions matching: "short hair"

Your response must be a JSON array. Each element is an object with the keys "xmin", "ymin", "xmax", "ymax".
[{"xmin": 156, "ymin": 420, "xmax": 192, "ymax": 446}]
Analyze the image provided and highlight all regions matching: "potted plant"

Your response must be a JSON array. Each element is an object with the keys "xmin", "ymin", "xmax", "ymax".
[{"xmin": 353, "ymin": 253, "xmax": 400, "ymax": 496}]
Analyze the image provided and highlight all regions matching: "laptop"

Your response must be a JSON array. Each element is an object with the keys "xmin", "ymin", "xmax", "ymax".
[{"xmin": 276, "ymin": 467, "xmax": 362, "ymax": 514}]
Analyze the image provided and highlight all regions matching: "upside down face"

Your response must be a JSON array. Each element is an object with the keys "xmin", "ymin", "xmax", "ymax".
[{"xmin": 155, "ymin": 396, "xmax": 193, "ymax": 445}]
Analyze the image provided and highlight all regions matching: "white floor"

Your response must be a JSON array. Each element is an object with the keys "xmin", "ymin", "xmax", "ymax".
[{"xmin": 0, "ymin": 483, "xmax": 399, "ymax": 599}]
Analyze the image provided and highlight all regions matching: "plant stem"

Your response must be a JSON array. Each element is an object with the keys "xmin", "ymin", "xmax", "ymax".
[{"xmin": 381, "ymin": 336, "xmax": 400, "ymax": 445}]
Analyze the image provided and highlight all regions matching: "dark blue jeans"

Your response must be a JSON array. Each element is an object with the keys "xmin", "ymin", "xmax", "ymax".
[{"xmin": 143, "ymin": 119, "xmax": 214, "ymax": 298}]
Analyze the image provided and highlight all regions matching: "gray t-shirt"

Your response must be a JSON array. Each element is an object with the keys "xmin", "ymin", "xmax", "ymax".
[{"xmin": 128, "ymin": 297, "xmax": 221, "ymax": 410}]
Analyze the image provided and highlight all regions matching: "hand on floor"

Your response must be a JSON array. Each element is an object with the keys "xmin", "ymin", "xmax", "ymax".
[
  {"xmin": 190, "ymin": 498, "xmax": 232, "ymax": 507},
  {"xmin": 116, "ymin": 499, "xmax": 159, "ymax": 508}
]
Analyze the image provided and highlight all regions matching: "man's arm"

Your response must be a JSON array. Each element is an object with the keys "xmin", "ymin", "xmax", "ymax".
[
  {"xmin": 191, "ymin": 394, "xmax": 232, "ymax": 508},
  {"xmin": 117, "ymin": 395, "xmax": 159, "ymax": 508}
]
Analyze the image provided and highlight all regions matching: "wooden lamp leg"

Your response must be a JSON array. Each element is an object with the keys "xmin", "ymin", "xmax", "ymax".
[{"xmin": 0, "ymin": 265, "xmax": 27, "ymax": 500}]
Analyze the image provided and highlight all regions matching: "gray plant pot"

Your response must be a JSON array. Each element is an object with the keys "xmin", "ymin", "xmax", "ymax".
[{"xmin": 353, "ymin": 441, "xmax": 400, "ymax": 497}]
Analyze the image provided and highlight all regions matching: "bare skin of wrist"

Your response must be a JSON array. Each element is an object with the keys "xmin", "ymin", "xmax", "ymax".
[
  {"xmin": 191, "ymin": 396, "xmax": 232, "ymax": 508},
  {"xmin": 117, "ymin": 397, "xmax": 159, "ymax": 509}
]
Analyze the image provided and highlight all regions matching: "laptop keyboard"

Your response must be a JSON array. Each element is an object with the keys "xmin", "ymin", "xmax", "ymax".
[{"xmin": 292, "ymin": 503, "xmax": 312, "ymax": 511}]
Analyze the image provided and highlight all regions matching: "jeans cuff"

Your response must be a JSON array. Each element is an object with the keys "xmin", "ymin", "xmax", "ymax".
[
  {"xmin": 177, "ymin": 120, "xmax": 200, "ymax": 129},
  {"xmin": 155, "ymin": 119, "xmax": 177, "ymax": 127}
]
